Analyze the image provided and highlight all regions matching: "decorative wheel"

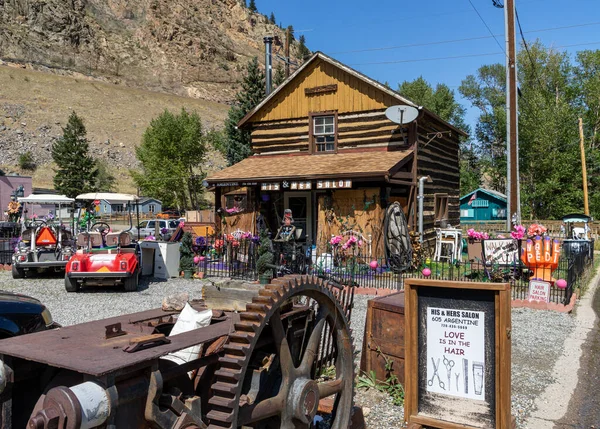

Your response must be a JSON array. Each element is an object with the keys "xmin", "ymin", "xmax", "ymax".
[
  {"xmin": 207, "ymin": 275, "xmax": 354, "ymax": 429},
  {"xmin": 384, "ymin": 202, "xmax": 412, "ymax": 272},
  {"xmin": 29, "ymin": 219, "xmax": 47, "ymax": 228}
]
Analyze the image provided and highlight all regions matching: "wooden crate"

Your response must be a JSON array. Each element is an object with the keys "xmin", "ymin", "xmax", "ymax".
[{"xmin": 360, "ymin": 291, "xmax": 405, "ymax": 384}]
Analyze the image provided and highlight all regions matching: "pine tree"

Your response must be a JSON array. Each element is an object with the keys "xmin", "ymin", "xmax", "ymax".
[
  {"xmin": 179, "ymin": 232, "xmax": 194, "ymax": 274},
  {"xmin": 273, "ymin": 63, "xmax": 286, "ymax": 87},
  {"xmin": 248, "ymin": 0, "xmax": 257, "ymax": 12},
  {"xmin": 224, "ymin": 57, "xmax": 265, "ymax": 165},
  {"xmin": 287, "ymin": 25, "xmax": 295, "ymax": 41},
  {"xmin": 52, "ymin": 112, "xmax": 98, "ymax": 198},
  {"xmin": 298, "ymin": 35, "xmax": 310, "ymax": 60},
  {"xmin": 269, "ymin": 12, "xmax": 276, "ymax": 24}
]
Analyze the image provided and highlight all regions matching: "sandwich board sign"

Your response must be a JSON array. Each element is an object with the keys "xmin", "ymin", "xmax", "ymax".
[{"xmin": 404, "ymin": 279, "xmax": 512, "ymax": 429}]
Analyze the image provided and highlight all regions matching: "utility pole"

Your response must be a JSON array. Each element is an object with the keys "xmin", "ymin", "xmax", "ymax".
[
  {"xmin": 578, "ymin": 118, "xmax": 590, "ymax": 215},
  {"xmin": 285, "ymin": 27, "xmax": 290, "ymax": 78},
  {"xmin": 505, "ymin": 0, "xmax": 520, "ymax": 229}
]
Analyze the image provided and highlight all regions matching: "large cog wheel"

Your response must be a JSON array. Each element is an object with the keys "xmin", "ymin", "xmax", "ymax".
[{"xmin": 207, "ymin": 275, "xmax": 354, "ymax": 429}]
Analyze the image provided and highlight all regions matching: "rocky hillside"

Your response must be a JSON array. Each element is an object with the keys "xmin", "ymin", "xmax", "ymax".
[
  {"xmin": 0, "ymin": 65, "xmax": 229, "ymax": 193},
  {"xmin": 0, "ymin": 0, "xmax": 303, "ymax": 104}
]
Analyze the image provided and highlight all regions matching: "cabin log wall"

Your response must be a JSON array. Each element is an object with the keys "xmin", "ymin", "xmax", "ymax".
[
  {"xmin": 416, "ymin": 119, "xmax": 461, "ymax": 242},
  {"xmin": 251, "ymin": 111, "xmax": 410, "ymax": 155}
]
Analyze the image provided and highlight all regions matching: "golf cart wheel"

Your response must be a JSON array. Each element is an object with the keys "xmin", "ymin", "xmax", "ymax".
[
  {"xmin": 64, "ymin": 275, "xmax": 79, "ymax": 292},
  {"xmin": 123, "ymin": 270, "xmax": 139, "ymax": 292},
  {"xmin": 11, "ymin": 264, "xmax": 25, "ymax": 279}
]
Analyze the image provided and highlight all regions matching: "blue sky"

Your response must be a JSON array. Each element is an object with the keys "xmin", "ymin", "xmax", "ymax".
[{"xmin": 257, "ymin": 0, "xmax": 600, "ymax": 133}]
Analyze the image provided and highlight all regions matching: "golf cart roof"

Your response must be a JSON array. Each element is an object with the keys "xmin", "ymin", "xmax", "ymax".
[
  {"xmin": 76, "ymin": 193, "xmax": 139, "ymax": 203},
  {"xmin": 18, "ymin": 194, "xmax": 75, "ymax": 204},
  {"xmin": 562, "ymin": 213, "xmax": 591, "ymax": 223}
]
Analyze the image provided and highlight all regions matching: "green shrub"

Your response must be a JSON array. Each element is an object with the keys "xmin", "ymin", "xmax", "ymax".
[{"xmin": 18, "ymin": 151, "xmax": 36, "ymax": 170}]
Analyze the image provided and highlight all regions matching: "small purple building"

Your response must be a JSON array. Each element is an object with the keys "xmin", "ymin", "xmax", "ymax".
[{"xmin": 0, "ymin": 175, "xmax": 33, "ymax": 221}]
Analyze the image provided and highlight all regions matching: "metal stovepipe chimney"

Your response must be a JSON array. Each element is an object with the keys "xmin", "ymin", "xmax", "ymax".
[{"xmin": 264, "ymin": 36, "xmax": 273, "ymax": 96}]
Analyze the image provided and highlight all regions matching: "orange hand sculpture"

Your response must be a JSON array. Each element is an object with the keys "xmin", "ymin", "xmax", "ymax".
[{"xmin": 521, "ymin": 236, "xmax": 561, "ymax": 283}]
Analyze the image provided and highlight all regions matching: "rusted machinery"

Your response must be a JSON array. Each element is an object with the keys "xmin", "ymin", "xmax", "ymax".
[{"xmin": 0, "ymin": 275, "xmax": 354, "ymax": 428}]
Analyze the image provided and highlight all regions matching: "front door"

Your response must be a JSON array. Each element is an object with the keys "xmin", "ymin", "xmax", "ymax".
[{"xmin": 284, "ymin": 192, "xmax": 312, "ymax": 243}]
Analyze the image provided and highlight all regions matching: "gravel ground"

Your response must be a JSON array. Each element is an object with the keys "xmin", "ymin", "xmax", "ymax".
[{"xmin": 0, "ymin": 272, "xmax": 577, "ymax": 428}]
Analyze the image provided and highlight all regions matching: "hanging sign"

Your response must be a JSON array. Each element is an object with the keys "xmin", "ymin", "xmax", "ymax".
[
  {"xmin": 528, "ymin": 280, "xmax": 551, "ymax": 303},
  {"xmin": 316, "ymin": 179, "xmax": 352, "ymax": 189},
  {"xmin": 261, "ymin": 183, "xmax": 280, "ymax": 191}
]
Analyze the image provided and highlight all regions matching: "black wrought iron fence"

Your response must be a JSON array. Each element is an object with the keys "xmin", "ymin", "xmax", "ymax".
[
  {"xmin": 191, "ymin": 233, "xmax": 593, "ymax": 306},
  {"xmin": 0, "ymin": 222, "xmax": 19, "ymax": 265}
]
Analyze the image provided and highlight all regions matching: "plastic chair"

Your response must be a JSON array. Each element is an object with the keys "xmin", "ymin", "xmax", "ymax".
[{"xmin": 434, "ymin": 228, "xmax": 462, "ymax": 262}]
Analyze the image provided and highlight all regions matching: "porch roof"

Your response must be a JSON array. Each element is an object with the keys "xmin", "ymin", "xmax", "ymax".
[{"xmin": 205, "ymin": 150, "xmax": 413, "ymax": 184}]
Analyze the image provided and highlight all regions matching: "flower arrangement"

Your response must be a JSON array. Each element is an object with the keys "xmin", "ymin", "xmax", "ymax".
[
  {"xmin": 527, "ymin": 223, "xmax": 547, "ymax": 238},
  {"xmin": 467, "ymin": 228, "xmax": 489, "ymax": 240},
  {"xmin": 160, "ymin": 227, "xmax": 168, "ymax": 236},
  {"xmin": 510, "ymin": 225, "xmax": 526, "ymax": 240}
]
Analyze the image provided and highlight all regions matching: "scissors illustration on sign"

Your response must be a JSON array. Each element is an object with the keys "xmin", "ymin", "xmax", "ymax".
[
  {"xmin": 428, "ymin": 357, "xmax": 445, "ymax": 390},
  {"xmin": 443, "ymin": 355, "xmax": 455, "ymax": 389}
]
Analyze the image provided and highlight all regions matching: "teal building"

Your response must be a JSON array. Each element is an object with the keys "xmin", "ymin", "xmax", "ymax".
[{"xmin": 460, "ymin": 188, "xmax": 507, "ymax": 223}]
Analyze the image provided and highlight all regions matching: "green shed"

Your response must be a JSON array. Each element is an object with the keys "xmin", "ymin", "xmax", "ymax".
[{"xmin": 460, "ymin": 188, "xmax": 507, "ymax": 223}]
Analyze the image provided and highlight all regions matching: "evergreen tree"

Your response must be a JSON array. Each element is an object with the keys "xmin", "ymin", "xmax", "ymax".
[
  {"xmin": 273, "ymin": 63, "xmax": 286, "ymax": 87},
  {"xmin": 224, "ymin": 57, "xmax": 265, "ymax": 165},
  {"xmin": 269, "ymin": 12, "xmax": 276, "ymax": 24},
  {"xmin": 52, "ymin": 112, "xmax": 98, "ymax": 198},
  {"xmin": 298, "ymin": 35, "xmax": 310, "ymax": 60},
  {"xmin": 248, "ymin": 0, "xmax": 257, "ymax": 12},
  {"xmin": 287, "ymin": 25, "xmax": 295, "ymax": 41}
]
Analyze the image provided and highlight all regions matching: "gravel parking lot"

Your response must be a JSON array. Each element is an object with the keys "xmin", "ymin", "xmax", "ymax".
[{"xmin": 0, "ymin": 272, "xmax": 578, "ymax": 428}]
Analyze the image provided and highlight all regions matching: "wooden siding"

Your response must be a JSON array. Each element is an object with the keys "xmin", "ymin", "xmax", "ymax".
[
  {"xmin": 254, "ymin": 59, "xmax": 400, "ymax": 122},
  {"xmin": 251, "ymin": 111, "xmax": 410, "ymax": 155},
  {"xmin": 416, "ymin": 119, "xmax": 461, "ymax": 241}
]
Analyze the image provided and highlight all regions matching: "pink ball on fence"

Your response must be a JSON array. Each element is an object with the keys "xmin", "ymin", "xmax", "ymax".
[
  {"xmin": 369, "ymin": 260, "xmax": 379, "ymax": 270},
  {"xmin": 556, "ymin": 279, "xmax": 567, "ymax": 289},
  {"xmin": 193, "ymin": 256, "xmax": 200, "ymax": 265},
  {"xmin": 422, "ymin": 268, "xmax": 432, "ymax": 277}
]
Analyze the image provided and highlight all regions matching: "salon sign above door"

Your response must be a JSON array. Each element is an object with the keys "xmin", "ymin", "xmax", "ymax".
[{"xmin": 261, "ymin": 180, "xmax": 353, "ymax": 191}]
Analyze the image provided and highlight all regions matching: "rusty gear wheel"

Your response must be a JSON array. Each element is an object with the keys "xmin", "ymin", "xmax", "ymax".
[{"xmin": 206, "ymin": 275, "xmax": 354, "ymax": 429}]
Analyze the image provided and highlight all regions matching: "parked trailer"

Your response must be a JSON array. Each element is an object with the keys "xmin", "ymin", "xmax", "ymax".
[{"xmin": 0, "ymin": 275, "xmax": 354, "ymax": 428}]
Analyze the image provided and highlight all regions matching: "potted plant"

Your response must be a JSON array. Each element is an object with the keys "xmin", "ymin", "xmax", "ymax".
[
  {"xmin": 466, "ymin": 229, "xmax": 489, "ymax": 261},
  {"xmin": 179, "ymin": 232, "xmax": 195, "ymax": 279},
  {"xmin": 256, "ymin": 228, "xmax": 274, "ymax": 284}
]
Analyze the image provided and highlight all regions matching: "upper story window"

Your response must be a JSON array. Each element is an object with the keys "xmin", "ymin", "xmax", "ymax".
[{"xmin": 312, "ymin": 114, "xmax": 337, "ymax": 153}]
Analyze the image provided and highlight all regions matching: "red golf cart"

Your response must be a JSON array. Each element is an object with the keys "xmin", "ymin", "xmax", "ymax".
[{"xmin": 65, "ymin": 193, "xmax": 140, "ymax": 292}]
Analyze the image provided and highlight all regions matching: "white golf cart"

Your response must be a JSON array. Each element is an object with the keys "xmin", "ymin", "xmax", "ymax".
[{"xmin": 12, "ymin": 194, "xmax": 75, "ymax": 278}]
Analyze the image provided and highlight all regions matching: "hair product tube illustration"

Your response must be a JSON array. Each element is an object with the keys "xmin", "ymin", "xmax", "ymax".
[
  {"xmin": 473, "ymin": 361, "xmax": 484, "ymax": 396},
  {"xmin": 463, "ymin": 358, "xmax": 469, "ymax": 394}
]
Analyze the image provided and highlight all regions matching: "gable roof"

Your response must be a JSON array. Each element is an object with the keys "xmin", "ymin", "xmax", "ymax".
[
  {"xmin": 238, "ymin": 51, "xmax": 468, "ymax": 137},
  {"xmin": 460, "ymin": 187, "xmax": 507, "ymax": 203}
]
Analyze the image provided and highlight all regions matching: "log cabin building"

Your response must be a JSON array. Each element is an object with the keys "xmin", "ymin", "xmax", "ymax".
[{"xmin": 205, "ymin": 52, "xmax": 466, "ymax": 260}]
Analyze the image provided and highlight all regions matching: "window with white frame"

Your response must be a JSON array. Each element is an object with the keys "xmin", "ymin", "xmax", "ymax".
[
  {"xmin": 148, "ymin": 204, "xmax": 155, "ymax": 213},
  {"xmin": 313, "ymin": 115, "xmax": 336, "ymax": 152}
]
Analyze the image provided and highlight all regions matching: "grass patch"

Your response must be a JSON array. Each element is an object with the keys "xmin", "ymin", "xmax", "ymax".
[{"xmin": 577, "ymin": 256, "xmax": 600, "ymax": 297}]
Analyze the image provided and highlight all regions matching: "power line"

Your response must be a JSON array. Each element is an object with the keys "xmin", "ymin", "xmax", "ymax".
[
  {"xmin": 515, "ymin": 8, "xmax": 546, "ymax": 92},
  {"xmin": 467, "ymin": 0, "xmax": 506, "ymax": 55},
  {"xmin": 349, "ymin": 52, "xmax": 503, "ymax": 66},
  {"xmin": 347, "ymin": 41, "xmax": 600, "ymax": 67},
  {"xmin": 328, "ymin": 21, "xmax": 600, "ymax": 55}
]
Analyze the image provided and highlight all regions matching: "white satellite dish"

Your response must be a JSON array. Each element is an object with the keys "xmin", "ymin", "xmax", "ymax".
[{"xmin": 385, "ymin": 105, "xmax": 419, "ymax": 125}]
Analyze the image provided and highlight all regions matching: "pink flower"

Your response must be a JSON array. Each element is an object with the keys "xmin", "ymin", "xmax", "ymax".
[
  {"xmin": 330, "ymin": 235, "xmax": 342, "ymax": 246},
  {"xmin": 510, "ymin": 225, "xmax": 525, "ymax": 240},
  {"xmin": 527, "ymin": 224, "xmax": 547, "ymax": 237}
]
